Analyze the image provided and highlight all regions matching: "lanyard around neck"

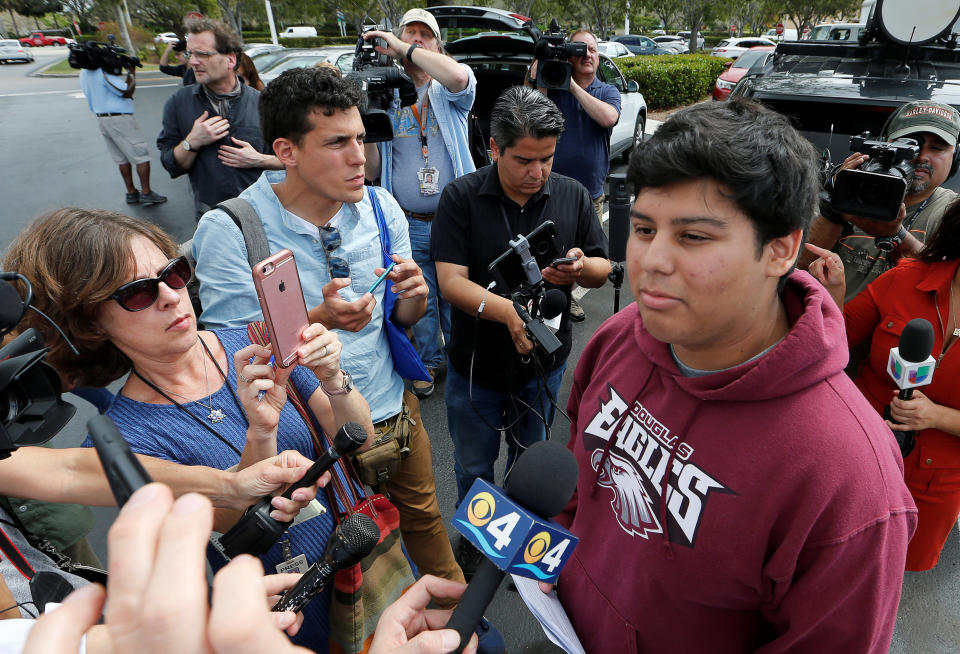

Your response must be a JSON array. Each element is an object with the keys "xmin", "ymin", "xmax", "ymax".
[{"xmin": 410, "ymin": 83, "xmax": 431, "ymax": 159}]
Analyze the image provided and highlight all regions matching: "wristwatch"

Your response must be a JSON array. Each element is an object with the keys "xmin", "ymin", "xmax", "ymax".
[
  {"xmin": 406, "ymin": 43, "xmax": 421, "ymax": 63},
  {"xmin": 874, "ymin": 225, "xmax": 908, "ymax": 252},
  {"xmin": 181, "ymin": 139, "xmax": 194, "ymax": 151},
  {"xmin": 320, "ymin": 369, "xmax": 353, "ymax": 396}
]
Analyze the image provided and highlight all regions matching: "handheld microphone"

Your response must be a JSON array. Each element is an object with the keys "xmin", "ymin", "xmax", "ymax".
[
  {"xmin": 87, "ymin": 414, "xmax": 153, "ymax": 506},
  {"xmin": 218, "ymin": 421, "xmax": 368, "ymax": 558},
  {"xmin": 271, "ymin": 512, "xmax": 380, "ymax": 614},
  {"xmin": 446, "ymin": 440, "xmax": 579, "ymax": 653},
  {"xmin": 540, "ymin": 288, "xmax": 566, "ymax": 321},
  {"xmin": 884, "ymin": 318, "xmax": 936, "ymax": 456},
  {"xmin": 512, "ymin": 295, "xmax": 562, "ymax": 355}
]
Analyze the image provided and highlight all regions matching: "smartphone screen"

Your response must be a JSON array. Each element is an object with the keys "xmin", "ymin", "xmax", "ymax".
[{"xmin": 252, "ymin": 249, "xmax": 310, "ymax": 368}]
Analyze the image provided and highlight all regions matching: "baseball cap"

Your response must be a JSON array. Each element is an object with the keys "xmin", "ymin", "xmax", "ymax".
[
  {"xmin": 399, "ymin": 8, "xmax": 442, "ymax": 43},
  {"xmin": 887, "ymin": 100, "xmax": 960, "ymax": 147}
]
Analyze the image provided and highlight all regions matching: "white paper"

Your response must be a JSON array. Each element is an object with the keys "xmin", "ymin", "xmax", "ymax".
[{"xmin": 511, "ymin": 574, "xmax": 586, "ymax": 654}]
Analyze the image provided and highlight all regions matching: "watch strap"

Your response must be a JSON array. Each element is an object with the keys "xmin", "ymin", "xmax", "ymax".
[
  {"xmin": 320, "ymin": 369, "xmax": 352, "ymax": 396},
  {"xmin": 406, "ymin": 43, "xmax": 420, "ymax": 63}
]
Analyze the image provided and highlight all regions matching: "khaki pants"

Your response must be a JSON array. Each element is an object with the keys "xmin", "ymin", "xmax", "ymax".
[{"xmin": 377, "ymin": 391, "xmax": 464, "ymax": 605}]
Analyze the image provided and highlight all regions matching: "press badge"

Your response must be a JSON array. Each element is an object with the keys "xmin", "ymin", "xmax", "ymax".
[
  {"xmin": 276, "ymin": 538, "xmax": 310, "ymax": 574},
  {"xmin": 418, "ymin": 166, "xmax": 440, "ymax": 195}
]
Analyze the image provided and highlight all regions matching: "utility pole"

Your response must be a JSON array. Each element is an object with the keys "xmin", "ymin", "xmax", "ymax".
[{"xmin": 264, "ymin": 0, "xmax": 279, "ymax": 45}]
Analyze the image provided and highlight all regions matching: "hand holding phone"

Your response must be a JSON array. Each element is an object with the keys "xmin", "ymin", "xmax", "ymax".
[{"xmin": 253, "ymin": 250, "xmax": 310, "ymax": 368}]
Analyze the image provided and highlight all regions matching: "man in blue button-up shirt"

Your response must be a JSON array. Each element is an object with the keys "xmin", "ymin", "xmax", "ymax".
[{"xmin": 192, "ymin": 65, "xmax": 468, "ymax": 596}]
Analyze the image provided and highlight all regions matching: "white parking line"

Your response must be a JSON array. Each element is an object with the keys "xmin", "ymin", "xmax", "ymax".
[{"xmin": 0, "ymin": 82, "xmax": 179, "ymax": 98}]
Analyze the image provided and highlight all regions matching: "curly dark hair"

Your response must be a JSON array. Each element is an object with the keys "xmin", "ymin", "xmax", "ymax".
[
  {"xmin": 628, "ymin": 99, "xmax": 820, "ymax": 251},
  {"xmin": 920, "ymin": 195, "xmax": 960, "ymax": 262},
  {"xmin": 183, "ymin": 17, "xmax": 243, "ymax": 54},
  {"xmin": 2, "ymin": 208, "xmax": 181, "ymax": 388},
  {"xmin": 259, "ymin": 65, "xmax": 364, "ymax": 148}
]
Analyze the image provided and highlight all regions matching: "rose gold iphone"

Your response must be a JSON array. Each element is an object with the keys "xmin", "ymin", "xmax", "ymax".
[{"xmin": 252, "ymin": 249, "xmax": 310, "ymax": 368}]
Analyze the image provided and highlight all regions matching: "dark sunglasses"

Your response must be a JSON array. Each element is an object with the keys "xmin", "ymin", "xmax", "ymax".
[
  {"xmin": 319, "ymin": 225, "xmax": 350, "ymax": 279},
  {"xmin": 109, "ymin": 256, "xmax": 192, "ymax": 312}
]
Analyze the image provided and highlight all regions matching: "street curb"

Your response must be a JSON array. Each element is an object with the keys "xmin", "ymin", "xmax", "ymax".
[{"xmin": 32, "ymin": 57, "xmax": 74, "ymax": 77}]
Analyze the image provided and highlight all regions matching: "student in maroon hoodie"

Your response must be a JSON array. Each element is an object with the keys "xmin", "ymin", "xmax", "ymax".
[{"xmin": 547, "ymin": 100, "xmax": 918, "ymax": 653}]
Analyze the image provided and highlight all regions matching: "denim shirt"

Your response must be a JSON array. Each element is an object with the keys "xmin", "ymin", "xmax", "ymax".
[
  {"xmin": 79, "ymin": 68, "xmax": 134, "ymax": 114},
  {"xmin": 378, "ymin": 62, "xmax": 477, "ymax": 193},
  {"xmin": 192, "ymin": 171, "xmax": 411, "ymax": 422}
]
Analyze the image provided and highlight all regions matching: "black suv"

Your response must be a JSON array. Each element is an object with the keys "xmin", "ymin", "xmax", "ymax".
[{"xmin": 731, "ymin": 6, "xmax": 960, "ymax": 191}]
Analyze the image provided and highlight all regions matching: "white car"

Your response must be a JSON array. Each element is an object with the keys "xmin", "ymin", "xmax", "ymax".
[
  {"xmin": 154, "ymin": 32, "xmax": 179, "ymax": 44},
  {"xmin": 0, "ymin": 39, "xmax": 34, "ymax": 63},
  {"xmin": 597, "ymin": 41, "xmax": 632, "ymax": 58},
  {"xmin": 676, "ymin": 30, "xmax": 705, "ymax": 50},
  {"xmin": 710, "ymin": 37, "xmax": 777, "ymax": 58},
  {"xmin": 426, "ymin": 6, "xmax": 648, "ymax": 162},
  {"xmin": 652, "ymin": 36, "xmax": 689, "ymax": 54},
  {"xmin": 258, "ymin": 47, "xmax": 354, "ymax": 83}
]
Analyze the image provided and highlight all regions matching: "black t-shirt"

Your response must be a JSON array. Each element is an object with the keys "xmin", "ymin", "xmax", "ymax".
[{"xmin": 432, "ymin": 163, "xmax": 608, "ymax": 389}]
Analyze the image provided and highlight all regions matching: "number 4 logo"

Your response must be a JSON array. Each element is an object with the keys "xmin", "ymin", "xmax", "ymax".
[
  {"xmin": 486, "ymin": 512, "xmax": 520, "ymax": 550},
  {"xmin": 541, "ymin": 539, "xmax": 570, "ymax": 572}
]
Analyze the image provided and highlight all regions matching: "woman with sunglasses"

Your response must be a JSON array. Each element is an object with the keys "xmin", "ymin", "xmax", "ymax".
[{"xmin": 4, "ymin": 207, "xmax": 375, "ymax": 651}]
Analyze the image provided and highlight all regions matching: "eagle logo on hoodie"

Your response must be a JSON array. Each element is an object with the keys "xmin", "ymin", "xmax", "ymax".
[{"xmin": 591, "ymin": 449, "xmax": 662, "ymax": 539}]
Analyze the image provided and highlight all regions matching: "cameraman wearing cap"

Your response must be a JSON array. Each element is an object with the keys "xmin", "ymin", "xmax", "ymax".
[
  {"xmin": 362, "ymin": 9, "xmax": 477, "ymax": 399},
  {"xmin": 801, "ymin": 100, "xmax": 960, "ymax": 304}
]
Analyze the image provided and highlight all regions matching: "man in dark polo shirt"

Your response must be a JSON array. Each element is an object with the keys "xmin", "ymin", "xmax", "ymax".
[
  {"xmin": 433, "ymin": 85, "xmax": 610, "ymax": 576},
  {"xmin": 534, "ymin": 28, "xmax": 620, "ymax": 322}
]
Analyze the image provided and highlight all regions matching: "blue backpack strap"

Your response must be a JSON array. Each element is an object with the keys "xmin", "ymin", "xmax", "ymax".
[{"xmin": 367, "ymin": 186, "xmax": 392, "ymax": 267}]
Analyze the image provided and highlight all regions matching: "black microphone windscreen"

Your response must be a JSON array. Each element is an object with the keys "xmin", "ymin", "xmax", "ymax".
[
  {"xmin": 0, "ymin": 281, "xmax": 25, "ymax": 330},
  {"xmin": 899, "ymin": 318, "xmax": 935, "ymax": 362},
  {"xmin": 341, "ymin": 513, "xmax": 381, "ymax": 558},
  {"xmin": 505, "ymin": 440, "xmax": 578, "ymax": 518},
  {"xmin": 541, "ymin": 289, "xmax": 567, "ymax": 320},
  {"xmin": 333, "ymin": 421, "xmax": 368, "ymax": 454}
]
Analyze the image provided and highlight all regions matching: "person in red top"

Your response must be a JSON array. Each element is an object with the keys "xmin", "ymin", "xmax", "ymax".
[{"xmin": 812, "ymin": 197, "xmax": 960, "ymax": 570}]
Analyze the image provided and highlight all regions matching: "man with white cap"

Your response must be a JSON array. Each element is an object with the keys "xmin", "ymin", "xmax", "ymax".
[
  {"xmin": 363, "ymin": 9, "xmax": 477, "ymax": 400},
  {"xmin": 801, "ymin": 100, "xmax": 960, "ymax": 303}
]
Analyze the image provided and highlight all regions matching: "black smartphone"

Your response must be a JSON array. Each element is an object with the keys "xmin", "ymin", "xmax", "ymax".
[
  {"xmin": 87, "ymin": 415, "xmax": 152, "ymax": 506},
  {"xmin": 488, "ymin": 220, "xmax": 564, "ymax": 292},
  {"xmin": 549, "ymin": 256, "xmax": 577, "ymax": 268}
]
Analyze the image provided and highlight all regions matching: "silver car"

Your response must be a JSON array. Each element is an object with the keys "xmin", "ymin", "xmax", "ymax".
[
  {"xmin": 258, "ymin": 47, "xmax": 355, "ymax": 84},
  {"xmin": 0, "ymin": 39, "xmax": 34, "ymax": 63}
]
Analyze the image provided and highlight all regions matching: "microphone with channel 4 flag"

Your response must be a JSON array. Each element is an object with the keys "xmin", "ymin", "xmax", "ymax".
[
  {"xmin": 218, "ymin": 421, "xmax": 367, "ymax": 558},
  {"xmin": 445, "ymin": 440, "xmax": 579, "ymax": 653},
  {"xmin": 884, "ymin": 318, "xmax": 936, "ymax": 457},
  {"xmin": 272, "ymin": 512, "xmax": 381, "ymax": 614}
]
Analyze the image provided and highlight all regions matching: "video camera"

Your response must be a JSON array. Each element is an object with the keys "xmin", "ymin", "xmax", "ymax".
[
  {"xmin": 828, "ymin": 133, "xmax": 919, "ymax": 221},
  {"xmin": 68, "ymin": 38, "xmax": 141, "ymax": 76},
  {"xmin": 345, "ymin": 25, "xmax": 417, "ymax": 143},
  {"xmin": 488, "ymin": 222, "xmax": 566, "ymax": 356},
  {"xmin": 0, "ymin": 274, "xmax": 76, "ymax": 459},
  {"xmin": 527, "ymin": 19, "xmax": 587, "ymax": 91}
]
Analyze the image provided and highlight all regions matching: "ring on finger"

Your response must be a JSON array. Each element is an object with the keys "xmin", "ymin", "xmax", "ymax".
[
  {"xmin": 238, "ymin": 373, "xmax": 252, "ymax": 383},
  {"xmin": 320, "ymin": 345, "xmax": 328, "ymax": 358}
]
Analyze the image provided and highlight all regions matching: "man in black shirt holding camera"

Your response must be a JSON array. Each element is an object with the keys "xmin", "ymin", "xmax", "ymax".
[{"xmin": 432, "ymin": 86, "xmax": 609, "ymax": 575}]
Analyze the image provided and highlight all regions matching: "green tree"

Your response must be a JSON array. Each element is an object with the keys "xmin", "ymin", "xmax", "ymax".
[
  {"xmin": 780, "ymin": 0, "xmax": 858, "ymax": 32},
  {"xmin": 12, "ymin": 0, "xmax": 60, "ymax": 29},
  {"xmin": 128, "ymin": 0, "xmax": 217, "ymax": 34}
]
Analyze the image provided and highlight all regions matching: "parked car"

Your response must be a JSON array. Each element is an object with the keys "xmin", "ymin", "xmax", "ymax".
[
  {"xmin": 258, "ymin": 47, "xmax": 354, "ymax": 83},
  {"xmin": 244, "ymin": 43, "xmax": 283, "ymax": 58},
  {"xmin": 597, "ymin": 41, "xmax": 632, "ymax": 58},
  {"xmin": 613, "ymin": 34, "xmax": 672, "ymax": 55},
  {"xmin": 805, "ymin": 23, "xmax": 864, "ymax": 41},
  {"xmin": 251, "ymin": 47, "xmax": 293, "ymax": 72},
  {"xmin": 652, "ymin": 36, "xmax": 689, "ymax": 54},
  {"xmin": 764, "ymin": 27, "xmax": 799, "ymax": 41},
  {"xmin": 677, "ymin": 30, "xmax": 705, "ymax": 50},
  {"xmin": 154, "ymin": 32, "xmax": 179, "ymax": 44},
  {"xmin": 19, "ymin": 31, "xmax": 69, "ymax": 47},
  {"xmin": 710, "ymin": 37, "xmax": 776, "ymax": 58},
  {"xmin": 426, "ymin": 6, "xmax": 648, "ymax": 162},
  {"xmin": 712, "ymin": 45, "xmax": 774, "ymax": 101},
  {"xmin": 731, "ymin": 10, "xmax": 960, "ymax": 192},
  {"xmin": 0, "ymin": 39, "xmax": 34, "ymax": 63},
  {"xmin": 279, "ymin": 26, "xmax": 317, "ymax": 38}
]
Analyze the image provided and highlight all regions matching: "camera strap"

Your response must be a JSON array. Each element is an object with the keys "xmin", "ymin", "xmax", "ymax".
[{"xmin": 904, "ymin": 196, "xmax": 931, "ymax": 232}]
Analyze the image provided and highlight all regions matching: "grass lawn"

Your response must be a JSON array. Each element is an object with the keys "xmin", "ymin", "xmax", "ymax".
[{"xmin": 41, "ymin": 58, "xmax": 160, "ymax": 75}]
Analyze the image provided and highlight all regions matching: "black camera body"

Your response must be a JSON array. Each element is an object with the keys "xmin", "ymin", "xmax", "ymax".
[
  {"xmin": 830, "ymin": 133, "xmax": 919, "ymax": 221},
  {"xmin": 345, "ymin": 25, "xmax": 417, "ymax": 143},
  {"xmin": 68, "ymin": 40, "xmax": 141, "ymax": 76},
  {"xmin": 531, "ymin": 19, "xmax": 587, "ymax": 91}
]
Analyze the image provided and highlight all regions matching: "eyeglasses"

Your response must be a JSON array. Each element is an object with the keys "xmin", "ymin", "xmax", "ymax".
[
  {"xmin": 109, "ymin": 256, "xmax": 192, "ymax": 312},
  {"xmin": 319, "ymin": 225, "xmax": 351, "ymax": 279},
  {"xmin": 186, "ymin": 49, "xmax": 219, "ymax": 60}
]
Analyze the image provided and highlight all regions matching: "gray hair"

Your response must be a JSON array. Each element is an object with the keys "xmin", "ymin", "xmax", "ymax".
[{"xmin": 490, "ymin": 86, "xmax": 565, "ymax": 151}]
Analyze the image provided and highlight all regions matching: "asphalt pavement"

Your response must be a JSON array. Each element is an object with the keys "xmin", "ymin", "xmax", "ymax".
[{"xmin": 0, "ymin": 49, "xmax": 958, "ymax": 652}]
